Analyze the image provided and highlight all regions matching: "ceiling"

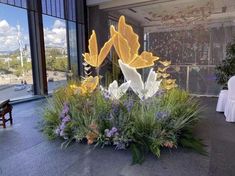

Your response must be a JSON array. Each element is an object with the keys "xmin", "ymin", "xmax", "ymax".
[{"xmin": 88, "ymin": 0, "xmax": 235, "ymax": 32}]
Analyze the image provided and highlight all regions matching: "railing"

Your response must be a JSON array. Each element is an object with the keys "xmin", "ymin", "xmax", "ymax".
[{"xmin": 169, "ymin": 65, "xmax": 220, "ymax": 96}]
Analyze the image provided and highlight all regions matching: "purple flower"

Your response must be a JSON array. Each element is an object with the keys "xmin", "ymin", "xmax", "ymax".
[
  {"xmin": 104, "ymin": 127, "xmax": 118, "ymax": 138},
  {"xmin": 60, "ymin": 130, "xmax": 65, "ymax": 137},
  {"xmin": 62, "ymin": 115, "xmax": 71, "ymax": 123},
  {"xmin": 111, "ymin": 127, "xmax": 117, "ymax": 133},
  {"xmin": 156, "ymin": 111, "xmax": 169, "ymax": 120},
  {"xmin": 124, "ymin": 99, "xmax": 134, "ymax": 112},
  {"xmin": 106, "ymin": 131, "xmax": 112, "ymax": 138},
  {"xmin": 55, "ymin": 128, "xmax": 60, "ymax": 135},
  {"xmin": 111, "ymin": 101, "xmax": 119, "ymax": 114},
  {"xmin": 155, "ymin": 89, "xmax": 165, "ymax": 96},
  {"xmin": 62, "ymin": 103, "xmax": 69, "ymax": 114},
  {"xmin": 60, "ymin": 122, "xmax": 66, "ymax": 131},
  {"xmin": 115, "ymin": 141, "xmax": 126, "ymax": 150},
  {"xmin": 105, "ymin": 129, "xmax": 111, "ymax": 137},
  {"xmin": 55, "ymin": 102, "xmax": 71, "ymax": 138},
  {"xmin": 59, "ymin": 103, "xmax": 70, "ymax": 119},
  {"xmin": 101, "ymin": 89, "xmax": 111, "ymax": 100}
]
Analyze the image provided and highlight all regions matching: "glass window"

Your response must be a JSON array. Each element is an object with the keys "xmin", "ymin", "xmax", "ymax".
[
  {"xmin": 46, "ymin": 0, "xmax": 52, "ymax": 16},
  {"xmin": 43, "ymin": 15, "xmax": 68, "ymax": 93},
  {"xmin": 67, "ymin": 21, "xmax": 78, "ymax": 76},
  {"xmin": 51, "ymin": 0, "xmax": 56, "ymax": 17},
  {"xmin": 41, "ymin": 0, "xmax": 47, "ymax": 14},
  {"xmin": 0, "ymin": 3, "xmax": 33, "ymax": 101}
]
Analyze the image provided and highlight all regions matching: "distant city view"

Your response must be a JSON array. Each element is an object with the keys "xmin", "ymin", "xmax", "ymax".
[{"xmin": 0, "ymin": 4, "xmax": 68, "ymax": 101}]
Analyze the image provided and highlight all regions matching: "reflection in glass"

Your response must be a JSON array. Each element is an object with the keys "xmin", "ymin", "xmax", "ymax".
[
  {"xmin": 0, "ymin": 4, "xmax": 33, "ymax": 101},
  {"xmin": 43, "ymin": 15, "xmax": 68, "ymax": 93},
  {"xmin": 67, "ymin": 21, "xmax": 78, "ymax": 77}
]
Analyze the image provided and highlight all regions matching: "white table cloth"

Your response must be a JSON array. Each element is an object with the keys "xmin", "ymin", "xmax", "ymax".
[{"xmin": 216, "ymin": 90, "xmax": 228, "ymax": 112}]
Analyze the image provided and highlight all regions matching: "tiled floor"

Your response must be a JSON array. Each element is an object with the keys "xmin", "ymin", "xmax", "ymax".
[{"xmin": 0, "ymin": 98, "xmax": 234, "ymax": 176}]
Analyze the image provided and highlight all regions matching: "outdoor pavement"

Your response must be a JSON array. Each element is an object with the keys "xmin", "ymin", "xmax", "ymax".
[
  {"xmin": 0, "ymin": 80, "xmax": 66, "ymax": 102},
  {"xmin": 0, "ymin": 98, "xmax": 235, "ymax": 176}
]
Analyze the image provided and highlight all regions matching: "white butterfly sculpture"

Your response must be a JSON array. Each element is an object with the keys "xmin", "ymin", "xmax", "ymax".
[
  {"xmin": 101, "ymin": 80, "xmax": 131, "ymax": 100},
  {"xmin": 118, "ymin": 60, "xmax": 162, "ymax": 101}
]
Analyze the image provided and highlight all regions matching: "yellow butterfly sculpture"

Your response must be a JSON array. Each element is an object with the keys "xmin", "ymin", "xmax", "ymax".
[
  {"xmin": 158, "ymin": 67, "xmax": 169, "ymax": 73},
  {"xmin": 162, "ymin": 79, "xmax": 177, "ymax": 90},
  {"xmin": 159, "ymin": 60, "xmax": 171, "ymax": 67},
  {"xmin": 83, "ymin": 30, "xmax": 113, "ymax": 68},
  {"xmin": 70, "ymin": 76, "xmax": 99, "ymax": 95},
  {"xmin": 110, "ymin": 16, "xmax": 159, "ymax": 69},
  {"xmin": 81, "ymin": 76, "xmax": 99, "ymax": 93},
  {"xmin": 161, "ymin": 73, "xmax": 170, "ymax": 79}
]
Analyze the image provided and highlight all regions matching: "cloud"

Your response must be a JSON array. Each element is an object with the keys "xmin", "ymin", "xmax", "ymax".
[
  {"xmin": 0, "ymin": 20, "xmax": 19, "ymax": 51},
  {"xmin": 44, "ymin": 19, "xmax": 67, "ymax": 48},
  {"xmin": 0, "ymin": 19, "xmax": 66, "ymax": 52}
]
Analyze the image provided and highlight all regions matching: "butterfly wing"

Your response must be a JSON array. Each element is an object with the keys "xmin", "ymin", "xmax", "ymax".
[
  {"xmin": 108, "ymin": 80, "xmax": 118, "ymax": 99},
  {"xmin": 81, "ymin": 76, "xmax": 99, "ymax": 93},
  {"xmin": 118, "ymin": 59, "xmax": 144, "ymax": 99},
  {"xmin": 145, "ymin": 69, "xmax": 162, "ymax": 99},
  {"xmin": 130, "ymin": 51, "xmax": 159, "ymax": 69},
  {"xmin": 97, "ymin": 37, "xmax": 113, "ymax": 67},
  {"xmin": 83, "ymin": 31, "xmax": 98, "ymax": 67},
  {"xmin": 118, "ymin": 16, "xmax": 140, "ymax": 60},
  {"xmin": 116, "ymin": 80, "xmax": 131, "ymax": 99}
]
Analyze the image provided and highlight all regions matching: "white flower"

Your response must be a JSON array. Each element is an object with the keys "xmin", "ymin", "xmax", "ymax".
[
  {"xmin": 100, "ymin": 80, "xmax": 131, "ymax": 100},
  {"xmin": 118, "ymin": 59, "xmax": 161, "ymax": 100}
]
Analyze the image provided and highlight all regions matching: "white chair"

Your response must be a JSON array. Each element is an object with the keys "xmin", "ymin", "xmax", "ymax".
[
  {"xmin": 216, "ymin": 90, "xmax": 228, "ymax": 112},
  {"xmin": 224, "ymin": 76, "xmax": 235, "ymax": 122}
]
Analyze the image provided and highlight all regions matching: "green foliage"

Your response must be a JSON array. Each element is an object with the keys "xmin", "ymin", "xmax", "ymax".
[
  {"xmin": 46, "ymin": 56, "xmax": 67, "ymax": 71},
  {"xmin": 43, "ymin": 85, "xmax": 204, "ymax": 164},
  {"xmin": 178, "ymin": 127, "xmax": 207, "ymax": 155},
  {"xmin": 215, "ymin": 40, "xmax": 235, "ymax": 88}
]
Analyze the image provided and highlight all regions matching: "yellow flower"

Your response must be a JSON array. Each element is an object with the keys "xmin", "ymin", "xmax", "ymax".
[
  {"xmin": 70, "ymin": 84, "xmax": 79, "ymax": 90},
  {"xmin": 83, "ymin": 30, "xmax": 113, "ymax": 68},
  {"xmin": 110, "ymin": 16, "xmax": 159, "ymax": 69}
]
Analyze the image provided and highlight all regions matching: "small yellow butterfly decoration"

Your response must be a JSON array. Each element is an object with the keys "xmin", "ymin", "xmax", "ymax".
[
  {"xmin": 110, "ymin": 16, "xmax": 159, "ymax": 69},
  {"xmin": 157, "ymin": 60, "xmax": 177, "ymax": 90},
  {"xmin": 162, "ymin": 79, "xmax": 177, "ymax": 90},
  {"xmin": 83, "ymin": 30, "xmax": 113, "ymax": 68},
  {"xmin": 159, "ymin": 60, "xmax": 171, "ymax": 67},
  {"xmin": 70, "ymin": 76, "xmax": 99, "ymax": 95}
]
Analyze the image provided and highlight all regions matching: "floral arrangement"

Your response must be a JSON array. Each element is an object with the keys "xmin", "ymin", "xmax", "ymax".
[{"xmin": 43, "ymin": 16, "xmax": 205, "ymax": 164}]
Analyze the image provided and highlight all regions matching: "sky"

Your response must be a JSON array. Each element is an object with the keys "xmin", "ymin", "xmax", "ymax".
[{"xmin": 0, "ymin": 3, "xmax": 66, "ymax": 52}]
